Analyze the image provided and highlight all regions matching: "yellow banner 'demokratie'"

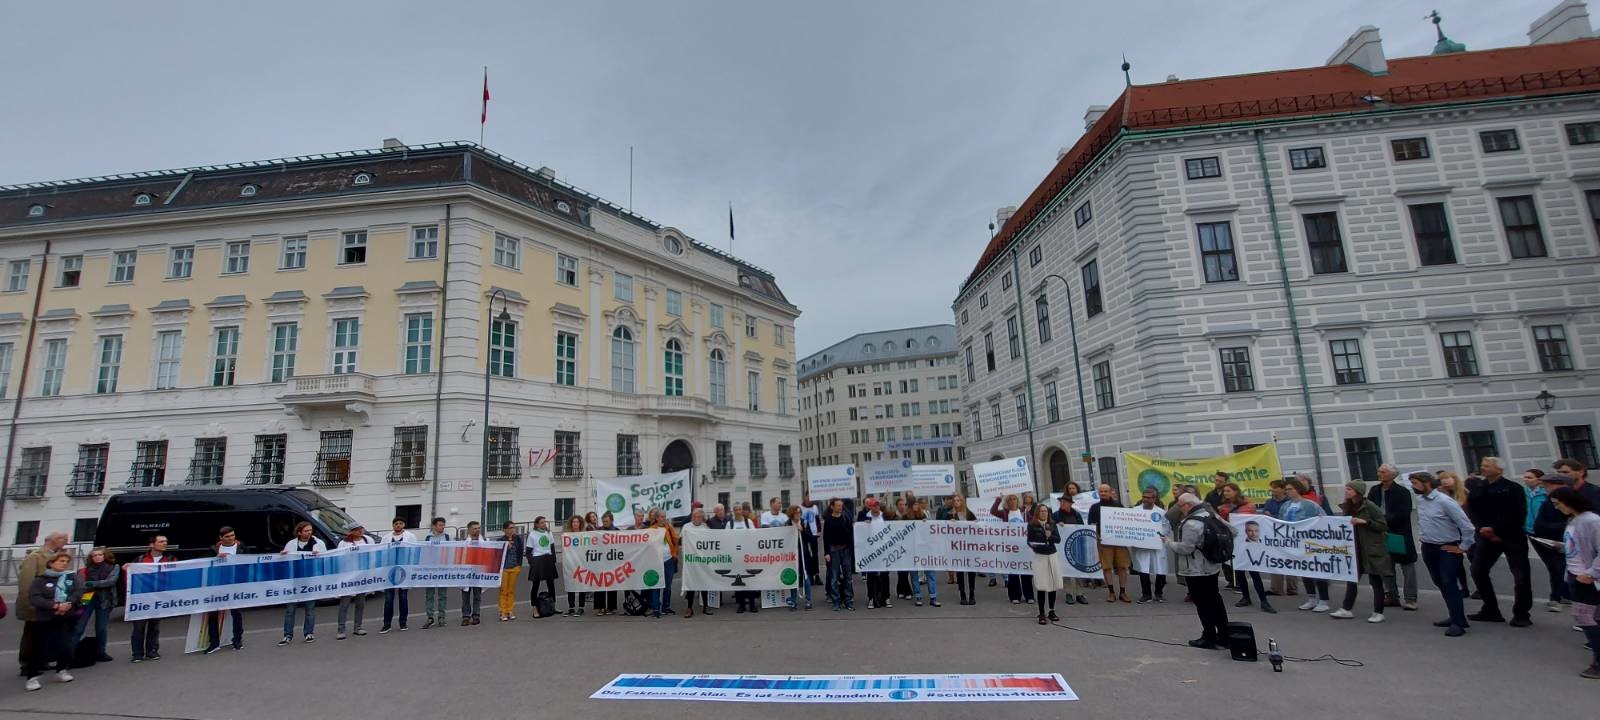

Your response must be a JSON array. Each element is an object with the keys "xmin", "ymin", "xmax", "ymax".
[{"xmin": 1123, "ymin": 445, "xmax": 1284, "ymax": 503}]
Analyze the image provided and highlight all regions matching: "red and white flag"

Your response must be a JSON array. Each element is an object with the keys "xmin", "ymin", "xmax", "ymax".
[{"xmin": 480, "ymin": 68, "xmax": 491, "ymax": 125}]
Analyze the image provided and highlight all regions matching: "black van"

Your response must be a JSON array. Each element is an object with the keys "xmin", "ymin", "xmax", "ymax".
[{"xmin": 96, "ymin": 486, "xmax": 355, "ymax": 565}]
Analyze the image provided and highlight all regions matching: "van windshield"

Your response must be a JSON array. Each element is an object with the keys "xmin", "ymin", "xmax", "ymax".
[{"xmin": 310, "ymin": 504, "xmax": 357, "ymax": 535}]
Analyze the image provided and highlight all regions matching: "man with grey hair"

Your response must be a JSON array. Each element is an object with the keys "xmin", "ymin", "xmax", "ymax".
[
  {"xmin": 1162, "ymin": 494, "xmax": 1231, "ymax": 649},
  {"xmin": 1411, "ymin": 471, "xmax": 1476, "ymax": 636},
  {"xmin": 707, "ymin": 503, "xmax": 729, "ymax": 529},
  {"xmin": 1368, "ymin": 463, "xmax": 1418, "ymax": 610},
  {"xmin": 15, "ymin": 532, "xmax": 69, "ymax": 676},
  {"xmin": 1465, "ymin": 456, "xmax": 1532, "ymax": 627}
]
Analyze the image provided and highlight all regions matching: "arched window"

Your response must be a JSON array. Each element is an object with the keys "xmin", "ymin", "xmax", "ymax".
[
  {"xmin": 905, "ymin": 338, "xmax": 919, "ymax": 350},
  {"xmin": 133, "ymin": 193, "xmax": 152, "ymax": 206},
  {"xmin": 353, "ymin": 172, "xmax": 373, "ymax": 185},
  {"xmin": 927, "ymin": 336, "xmax": 940, "ymax": 348},
  {"xmin": 27, "ymin": 204, "xmax": 44, "ymax": 217},
  {"xmin": 663, "ymin": 339, "xmax": 684, "ymax": 397},
  {"xmin": 610, "ymin": 326, "xmax": 635, "ymax": 393},
  {"xmin": 1035, "ymin": 296, "xmax": 1052, "ymax": 343},
  {"xmin": 240, "ymin": 184, "xmax": 258, "ymax": 197},
  {"xmin": 709, "ymin": 348, "xmax": 727, "ymax": 406}
]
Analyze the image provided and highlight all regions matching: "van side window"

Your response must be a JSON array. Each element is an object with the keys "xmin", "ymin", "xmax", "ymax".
[{"xmin": 268, "ymin": 512, "xmax": 299, "ymax": 548}]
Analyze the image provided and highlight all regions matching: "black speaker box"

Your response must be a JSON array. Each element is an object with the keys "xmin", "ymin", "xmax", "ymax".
[{"xmin": 1227, "ymin": 621, "xmax": 1258, "ymax": 661}]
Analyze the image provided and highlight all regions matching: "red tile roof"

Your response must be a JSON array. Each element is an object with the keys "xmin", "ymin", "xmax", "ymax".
[{"xmin": 961, "ymin": 38, "xmax": 1600, "ymax": 293}]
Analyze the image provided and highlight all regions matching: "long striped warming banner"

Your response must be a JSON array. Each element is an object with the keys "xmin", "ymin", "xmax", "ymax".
[
  {"xmin": 123, "ymin": 541, "xmax": 506, "ymax": 621},
  {"xmin": 590, "ymin": 674, "xmax": 1078, "ymax": 703}
]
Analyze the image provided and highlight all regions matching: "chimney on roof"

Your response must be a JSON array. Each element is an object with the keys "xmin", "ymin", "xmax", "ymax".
[
  {"xmin": 536, "ymin": 166, "xmax": 556, "ymax": 179},
  {"xmin": 1529, "ymin": 0, "xmax": 1594, "ymax": 44},
  {"xmin": 1166, "ymin": 74, "xmax": 1180, "ymax": 83},
  {"xmin": 381, "ymin": 138, "xmax": 405, "ymax": 151},
  {"xmin": 1327, "ymin": 25, "xmax": 1388, "ymax": 76},
  {"xmin": 1083, "ymin": 105, "xmax": 1110, "ymax": 132},
  {"xmin": 996, "ymin": 206, "xmax": 1018, "ymax": 228}
]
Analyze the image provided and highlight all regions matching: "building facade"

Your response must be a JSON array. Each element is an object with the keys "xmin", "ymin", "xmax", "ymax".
[
  {"xmin": 797, "ymin": 325, "xmax": 969, "ymax": 491},
  {"xmin": 0, "ymin": 142, "xmax": 799, "ymax": 546},
  {"xmin": 954, "ymin": 6, "xmax": 1600, "ymax": 499}
]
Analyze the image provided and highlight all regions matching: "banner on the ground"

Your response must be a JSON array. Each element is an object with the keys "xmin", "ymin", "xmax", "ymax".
[
  {"xmin": 863, "ymin": 458, "xmax": 914, "ymax": 494},
  {"xmin": 807, "ymin": 464, "xmax": 858, "ymax": 498},
  {"xmin": 681, "ymin": 525, "xmax": 801, "ymax": 591},
  {"xmin": 1058, "ymin": 525, "xmax": 1102, "ymax": 580},
  {"xmin": 124, "ymin": 541, "xmax": 506, "ymax": 621},
  {"xmin": 591, "ymin": 673, "xmax": 1078, "ymax": 703},
  {"xmin": 910, "ymin": 464, "xmax": 957, "ymax": 495},
  {"xmin": 561, "ymin": 528, "xmax": 667, "ymax": 591},
  {"xmin": 1097, "ymin": 506, "xmax": 1168, "ymax": 550},
  {"xmin": 1125, "ymin": 445, "xmax": 1283, "ymax": 503},
  {"xmin": 1230, "ymin": 514, "xmax": 1357, "ymax": 582},
  {"xmin": 973, "ymin": 457, "xmax": 1034, "ymax": 498},
  {"xmin": 853, "ymin": 520, "xmax": 1031, "ymax": 574},
  {"xmin": 596, "ymin": 471, "xmax": 691, "ymax": 527}
]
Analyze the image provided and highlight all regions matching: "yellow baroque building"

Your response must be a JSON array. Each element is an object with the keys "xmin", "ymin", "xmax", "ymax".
[{"xmin": 0, "ymin": 141, "xmax": 800, "ymax": 546}]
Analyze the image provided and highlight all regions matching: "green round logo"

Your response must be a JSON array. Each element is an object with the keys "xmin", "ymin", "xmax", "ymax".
[
  {"xmin": 605, "ymin": 493, "xmax": 626, "ymax": 513},
  {"xmin": 779, "ymin": 568, "xmax": 799, "ymax": 586},
  {"xmin": 538, "ymin": 535, "xmax": 550, "ymax": 548},
  {"xmin": 1137, "ymin": 469, "xmax": 1171, "ymax": 498},
  {"xmin": 642, "ymin": 569, "xmax": 661, "ymax": 587}
]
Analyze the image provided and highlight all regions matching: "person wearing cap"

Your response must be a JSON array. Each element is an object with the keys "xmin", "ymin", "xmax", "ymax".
[
  {"xmin": 1331, "ymin": 481, "xmax": 1392, "ymax": 623},
  {"xmin": 335, "ymin": 522, "xmax": 373, "ymax": 640},
  {"xmin": 1465, "ymin": 457, "xmax": 1533, "ymax": 627},
  {"xmin": 1531, "ymin": 470, "xmax": 1571, "ymax": 612},
  {"xmin": 1368, "ymin": 464, "xmax": 1418, "ymax": 611},
  {"xmin": 1411, "ymin": 471, "xmax": 1476, "ymax": 636}
]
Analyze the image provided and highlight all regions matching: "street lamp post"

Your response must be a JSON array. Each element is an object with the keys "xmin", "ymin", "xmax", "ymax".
[
  {"xmin": 481, "ymin": 288, "xmax": 511, "ymax": 526},
  {"xmin": 1040, "ymin": 273, "xmax": 1095, "ymax": 489}
]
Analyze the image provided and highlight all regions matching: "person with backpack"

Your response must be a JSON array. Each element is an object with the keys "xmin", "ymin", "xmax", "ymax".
[{"xmin": 1162, "ymin": 493, "xmax": 1233, "ymax": 650}]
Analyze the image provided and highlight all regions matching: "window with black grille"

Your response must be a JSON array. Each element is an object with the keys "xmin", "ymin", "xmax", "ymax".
[
  {"xmin": 129, "ymin": 441, "xmax": 167, "ymax": 488},
  {"xmin": 247, "ymin": 434, "xmax": 287, "ymax": 485},
  {"xmin": 313, "ymin": 431, "xmax": 352, "ymax": 485},
  {"xmin": 387, "ymin": 426, "xmax": 427, "ymax": 483}
]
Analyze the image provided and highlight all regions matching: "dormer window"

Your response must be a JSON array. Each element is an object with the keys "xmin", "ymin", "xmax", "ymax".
[
  {"xmin": 555, "ymin": 200, "xmax": 571, "ymax": 213},
  {"xmin": 663, "ymin": 235, "xmax": 684, "ymax": 255},
  {"xmin": 134, "ymin": 193, "xmax": 152, "ymax": 206},
  {"xmin": 240, "ymin": 184, "xmax": 258, "ymax": 197},
  {"xmin": 27, "ymin": 205, "xmax": 44, "ymax": 217},
  {"xmin": 352, "ymin": 172, "xmax": 373, "ymax": 185}
]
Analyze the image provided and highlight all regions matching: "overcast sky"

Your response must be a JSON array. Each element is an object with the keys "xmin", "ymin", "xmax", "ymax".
[{"xmin": 0, "ymin": 0, "xmax": 1559, "ymax": 355}]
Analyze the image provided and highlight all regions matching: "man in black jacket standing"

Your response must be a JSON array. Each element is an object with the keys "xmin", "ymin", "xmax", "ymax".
[
  {"xmin": 1369, "ymin": 464, "xmax": 1418, "ymax": 610},
  {"xmin": 1465, "ymin": 457, "xmax": 1532, "ymax": 627}
]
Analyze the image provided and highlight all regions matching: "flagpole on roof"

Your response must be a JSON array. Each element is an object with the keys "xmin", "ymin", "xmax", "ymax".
[{"xmin": 480, "ymin": 66, "xmax": 490, "ymax": 147}]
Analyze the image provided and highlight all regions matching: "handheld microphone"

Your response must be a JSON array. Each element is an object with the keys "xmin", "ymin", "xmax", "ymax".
[{"xmin": 1268, "ymin": 638, "xmax": 1284, "ymax": 672}]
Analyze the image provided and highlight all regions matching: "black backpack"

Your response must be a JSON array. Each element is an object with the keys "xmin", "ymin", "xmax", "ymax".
[
  {"xmin": 1196, "ymin": 512, "xmax": 1235, "ymax": 564},
  {"xmin": 535, "ymin": 592, "xmax": 556, "ymax": 618},
  {"xmin": 622, "ymin": 590, "xmax": 648, "ymax": 616}
]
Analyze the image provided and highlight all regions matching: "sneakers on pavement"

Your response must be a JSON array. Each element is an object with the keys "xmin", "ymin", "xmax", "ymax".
[
  {"xmin": 1368, "ymin": 613, "xmax": 1386, "ymax": 623},
  {"xmin": 1328, "ymin": 609, "xmax": 1353, "ymax": 619}
]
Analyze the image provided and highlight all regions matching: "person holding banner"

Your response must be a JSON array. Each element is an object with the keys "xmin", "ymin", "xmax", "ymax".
[
  {"xmin": 892, "ymin": 497, "xmax": 914, "ymax": 600},
  {"xmin": 461, "ymin": 522, "xmax": 487, "ymax": 626},
  {"xmin": 948, "ymin": 494, "xmax": 979, "ymax": 605},
  {"xmin": 561, "ymin": 515, "xmax": 589, "ymax": 616},
  {"xmin": 682, "ymin": 508, "xmax": 714, "ymax": 617},
  {"xmin": 728, "ymin": 505, "xmax": 760, "ymax": 613},
  {"xmin": 584, "ymin": 512, "xmax": 600, "ymax": 530},
  {"xmin": 380, "ymin": 518, "xmax": 416, "ymax": 634},
  {"xmin": 901, "ymin": 502, "xmax": 939, "ymax": 607},
  {"xmin": 204, "ymin": 528, "xmax": 247, "ymax": 653},
  {"xmin": 1332, "ymin": 482, "xmax": 1392, "ymax": 623},
  {"xmin": 501, "ymin": 520, "xmax": 528, "ymax": 621},
  {"xmin": 1282, "ymin": 479, "xmax": 1332, "ymax": 613},
  {"xmin": 1053, "ymin": 492, "xmax": 1090, "ymax": 606},
  {"xmin": 278, "ymin": 523, "xmax": 326, "ymax": 646},
  {"xmin": 422, "ymin": 517, "xmax": 451, "ymax": 629},
  {"xmin": 1219, "ymin": 484, "xmax": 1271, "ymax": 614},
  {"xmin": 1088, "ymin": 485, "xmax": 1131, "ymax": 604},
  {"xmin": 863, "ymin": 499, "xmax": 893, "ymax": 609},
  {"xmin": 800, "ymin": 495, "xmax": 822, "ymax": 586},
  {"xmin": 822, "ymin": 498, "xmax": 855, "ymax": 611},
  {"xmin": 591, "ymin": 512, "xmax": 621, "ymax": 616},
  {"xmin": 130, "ymin": 535, "xmax": 176, "ymax": 661},
  {"xmin": 1130, "ymin": 487, "xmax": 1169, "ymax": 605},
  {"xmin": 1028, "ymin": 505, "xmax": 1064, "ymax": 624},
  {"xmin": 646, "ymin": 509, "xmax": 681, "ymax": 618},
  {"xmin": 785, "ymin": 505, "xmax": 815, "ymax": 610},
  {"xmin": 992, "ymin": 495, "xmax": 1034, "ymax": 605},
  {"xmin": 335, "ymin": 523, "xmax": 374, "ymax": 640}
]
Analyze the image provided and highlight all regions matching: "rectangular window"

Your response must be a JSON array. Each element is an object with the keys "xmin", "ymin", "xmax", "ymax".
[
  {"xmin": 715, "ymin": 441, "xmax": 735, "ymax": 477},
  {"xmin": 212, "ymin": 326, "xmax": 239, "ymax": 386},
  {"xmin": 1044, "ymin": 381, "xmax": 1060, "ymax": 423},
  {"xmin": 557, "ymin": 254, "xmax": 578, "ymax": 286},
  {"xmin": 1001, "ymin": 271, "xmax": 1012, "ymax": 290},
  {"xmin": 1557, "ymin": 426, "xmax": 1598, "ymax": 469},
  {"xmin": 9, "ymin": 447, "xmax": 49, "ymax": 498},
  {"xmin": 665, "ymin": 290, "xmax": 682, "ymax": 317},
  {"xmin": 487, "ymin": 426, "xmax": 519, "ymax": 479},
  {"xmin": 1533, "ymin": 325, "xmax": 1573, "ymax": 372},
  {"xmin": 270, "ymin": 323, "xmax": 298, "ymax": 382},
  {"xmin": 775, "ymin": 325, "xmax": 786, "ymax": 348},
  {"xmin": 779, "ymin": 445, "xmax": 794, "ymax": 478},
  {"xmin": 614, "ymin": 273, "xmax": 633, "ymax": 302},
  {"xmin": 555, "ymin": 332, "xmax": 578, "ymax": 386},
  {"xmin": 745, "ymin": 314, "xmax": 758, "ymax": 338},
  {"xmin": 1074, "ymin": 201, "xmax": 1093, "ymax": 227},
  {"xmin": 186, "ymin": 437, "xmax": 227, "ymax": 486},
  {"xmin": 113, "ymin": 250, "xmax": 137, "ymax": 283},
  {"xmin": 1028, "ymin": 245, "xmax": 1042, "ymax": 267},
  {"xmin": 94, "ymin": 335, "xmax": 122, "ymax": 393},
  {"xmin": 1220, "ymin": 347, "xmax": 1254, "ymax": 393},
  {"xmin": 489, "ymin": 318, "xmax": 515, "ymax": 378},
  {"xmin": 493, "ymin": 233, "xmax": 520, "ymax": 269},
  {"xmin": 1093, "ymin": 360, "xmax": 1115, "ymax": 409},
  {"xmin": 965, "ymin": 347, "xmax": 975, "ymax": 381},
  {"xmin": 554, "ymin": 431, "xmax": 582, "ymax": 478},
  {"xmin": 280, "ymin": 236, "xmax": 307, "ymax": 270},
  {"xmin": 1197, "ymin": 222, "xmax": 1239, "ymax": 283},
  {"xmin": 40, "ymin": 338, "xmax": 66, "ymax": 396},
  {"xmin": 1006, "ymin": 316, "xmax": 1020, "ymax": 359},
  {"xmin": 991, "ymin": 402, "xmax": 1003, "ymax": 436},
  {"xmin": 485, "ymin": 501, "xmax": 513, "ymax": 531},
  {"xmin": 979, "ymin": 293, "xmax": 988, "ymax": 309},
  {"xmin": 1185, "ymin": 156, "xmax": 1221, "ymax": 179},
  {"xmin": 750, "ymin": 444, "xmax": 767, "ymax": 478},
  {"xmin": 1589, "ymin": 190, "xmax": 1600, "ymax": 243},
  {"xmin": 748, "ymin": 371, "xmax": 761, "ymax": 412},
  {"xmin": 333, "ymin": 318, "xmax": 360, "ymax": 374},
  {"xmin": 130, "ymin": 440, "xmax": 168, "ymax": 487},
  {"xmin": 68, "ymin": 443, "xmax": 108, "ymax": 496},
  {"xmin": 0, "ymin": 343, "xmax": 12, "ymax": 399},
  {"xmin": 341, "ymin": 231, "xmax": 367, "ymax": 265},
  {"xmin": 164, "ymin": 247, "xmax": 194, "ymax": 280},
  {"xmin": 14, "ymin": 521, "xmax": 39, "ymax": 545},
  {"xmin": 247, "ymin": 434, "xmax": 287, "ymax": 485},
  {"xmin": 1329, "ymin": 338, "xmax": 1366, "ymax": 385},
  {"xmin": 1289, "ymin": 146, "xmax": 1326, "ymax": 170},
  {"xmin": 710, "ymin": 304, "xmax": 724, "ymax": 328},
  {"xmin": 1391, "ymin": 137, "xmax": 1430, "ymax": 161},
  {"xmin": 1302, "ymin": 212, "xmax": 1348, "ymax": 274},
  {"xmin": 1458, "ymin": 431, "xmax": 1499, "ymax": 473},
  {"xmin": 664, "ymin": 341, "xmax": 684, "ymax": 396},
  {"xmin": 224, "ymin": 241, "xmax": 251, "ymax": 274},
  {"xmin": 777, "ymin": 377, "xmax": 788, "ymax": 415},
  {"xmin": 1408, "ymin": 203, "xmax": 1457, "ymax": 266},
  {"xmin": 1440, "ymin": 331, "xmax": 1479, "ymax": 378},
  {"xmin": 410, "ymin": 225, "xmax": 439, "ymax": 259},
  {"xmin": 1344, "ymin": 437, "xmax": 1382, "ymax": 483},
  {"xmin": 404, "ymin": 314, "xmax": 433, "ymax": 375},
  {"xmin": 984, "ymin": 333, "xmax": 995, "ymax": 371},
  {"xmin": 1082, "ymin": 260, "xmax": 1103, "ymax": 316},
  {"xmin": 1498, "ymin": 196, "xmax": 1546, "ymax": 259},
  {"xmin": 5, "ymin": 260, "xmax": 28, "ymax": 292},
  {"xmin": 971, "ymin": 409, "xmax": 983, "ymax": 442},
  {"xmin": 313, "ymin": 430, "xmax": 353, "ymax": 485},
  {"xmin": 1565, "ymin": 121, "xmax": 1600, "ymax": 146},
  {"xmin": 616, "ymin": 434, "xmax": 642, "ymax": 476},
  {"xmin": 57, "ymin": 255, "xmax": 82, "ymax": 288},
  {"xmin": 1479, "ymin": 129, "xmax": 1520, "ymax": 153},
  {"xmin": 387, "ymin": 426, "xmax": 428, "ymax": 483},
  {"xmin": 154, "ymin": 331, "xmax": 182, "ymax": 389}
]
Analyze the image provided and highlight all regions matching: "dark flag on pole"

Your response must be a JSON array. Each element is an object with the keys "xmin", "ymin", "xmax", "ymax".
[
  {"xmin": 481, "ymin": 68, "xmax": 491, "ymax": 124},
  {"xmin": 728, "ymin": 203, "xmax": 735, "ymax": 253}
]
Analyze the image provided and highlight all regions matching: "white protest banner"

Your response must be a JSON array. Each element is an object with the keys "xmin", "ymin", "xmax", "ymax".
[
  {"xmin": 561, "ymin": 528, "xmax": 668, "ymax": 591},
  {"xmin": 124, "ymin": 541, "xmax": 506, "ymax": 621},
  {"xmin": 853, "ymin": 520, "xmax": 1031, "ymax": 574},
  {"xmin": 596, "ymin": 471, "xmax": 691, "ymax": 527},
  {"xmin": 884, "ymin": 437, "xmax": 955, "ymax": 452},
  {"xmin": 1231, "ymin": 514, "xmax": 1358, "ymax": 583},
  {"xmin": 591, "ymin": 674, "xmax": 1079, "ymax": 703},
  {"xmin": 681, "ymin": 525, "xmax": 802, "ymax": 591},
  {"xmin": 863, "ymin": 458, "xmax": 914, "ymax": 494},
  {"xmin": 973, "ymin": 457, "xmax": 1034, "ymax": 498},
  {"xmin": 910, "ymin": 464, "xmax": 958, "ymax": 495},
  {"xmin": 1097, "ymin": 506, "xmax": 1168, "ymax": 550},
  {"xmin": 1058, "ymin": 525, "xmax": 1102, "ymax": 580},
  {"xmin": 807, "ymin": 464, "xmax": 858, "ymax": 498}
]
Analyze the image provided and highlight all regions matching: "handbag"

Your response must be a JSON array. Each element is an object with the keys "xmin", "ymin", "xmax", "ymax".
[{"xmin": 1384, "ymin": 533, "xmax": 1408, "ymax": 555}]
